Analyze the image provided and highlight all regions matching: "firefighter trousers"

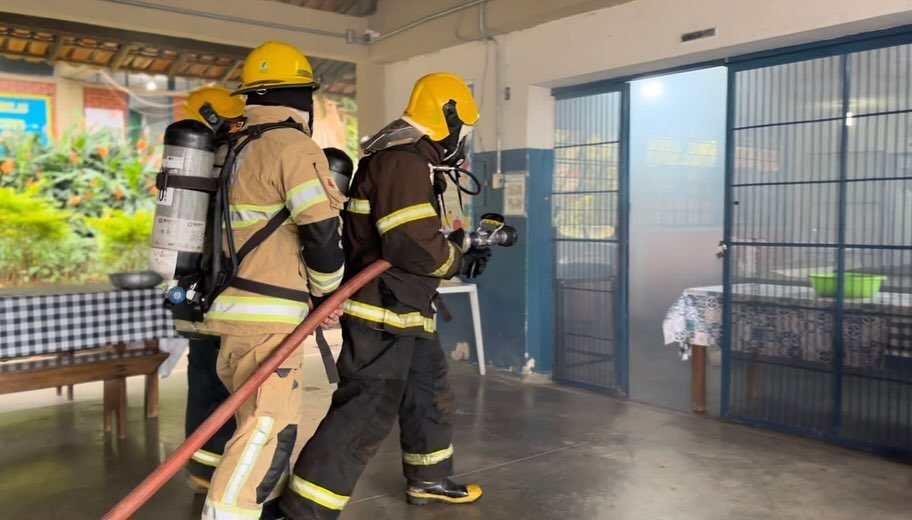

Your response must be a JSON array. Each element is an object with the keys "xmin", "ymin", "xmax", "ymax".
[
  {"xmin": 280, "ymin": 320, "xmax": 455, "ymax": 520},
  {"xmin": 203, "ymin": 333, "xmax": 303, "ymax": 520},
  {"xmin": 186, "ymin": 337, "xmax": 236, "ymax": 484}
]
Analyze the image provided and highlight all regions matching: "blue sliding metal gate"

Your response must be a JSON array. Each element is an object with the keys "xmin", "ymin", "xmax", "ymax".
[
  {"xmin": 551, "ymin": 86, "xmax": 629, "ymax": 395},
  {"xmin": 723, "ymin": 34, "xmax": 912, "ymax": 454}
]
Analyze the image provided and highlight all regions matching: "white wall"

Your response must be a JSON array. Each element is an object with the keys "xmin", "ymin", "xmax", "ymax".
[
  {"xmin": 367, "ymin": 0, "xmax": 634, "ymax": 63},
  {"xmin": 382, "ymin": 0, "xmax": 912, "ymax": 152},
  {"xmin": 0, "ymin": 0, "xmax": 367, "ymax": 62}
]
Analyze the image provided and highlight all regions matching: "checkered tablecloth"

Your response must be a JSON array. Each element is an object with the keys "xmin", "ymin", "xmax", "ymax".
[
  {"xmin": 0, "ymin": 286, "xmax": 179, "ymax": 359},
  {"xmin": 663, "ymin": 284, "xmax": 912, "ymax": 369}
]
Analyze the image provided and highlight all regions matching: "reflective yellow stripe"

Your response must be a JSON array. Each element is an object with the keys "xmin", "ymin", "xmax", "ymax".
[
  {"xmin": 308, "ymin": 265, "xmax": 344, "ymax": 293},
  {"xmin": 224, "ymin": 416, "xmax": 275, "ymax": 504},
  {"xmin": 173, "ymin": 319, "xmax": 215, "ymax": 335},
  {"xmin": 202, "ymin": 499, "xmax": 262, "ymax": 519},
  {"xmin": 289, "ymin": 477, "xmax": 350, "ymax": 511},
  {"xmin": 429, "ymin": 243, "xmax": 457, "ymax": 277},
  {"xmin": 287, "ymin": 179, "xmax": 328, "ymax": 218},
  {"xmin": 346, "ymin": 198, "xmax": 371, "ymax": 215},
  {"xmin": 191, "ymin": 449, "xmax": 222, "ymax": 467},
  {"xmin": 403, "ymin": 444, "xmax": 454, "ymax": 466},
  {"xmin": 342, "ymin": 300, "xmax": 436, "ymax": 333},
  {"xmin": 208, "ymin": 295, "xmax": 309, "ymax": 325},
  {"xmin": 376, "ymin": 203, "xmax": 437, "ymax": 235},
  {"xmin": 229, "ymin": 203, "xmax": 285, "ymax": 229}
]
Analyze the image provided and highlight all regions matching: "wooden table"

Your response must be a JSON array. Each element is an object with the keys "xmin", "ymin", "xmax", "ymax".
[
  {"xmin": 664, "ymin": 284, "xmax": 912, "ymax": 415},
  {"xmin": 0, "ymin": 283, "xmax": 179, "ymax": 437}
]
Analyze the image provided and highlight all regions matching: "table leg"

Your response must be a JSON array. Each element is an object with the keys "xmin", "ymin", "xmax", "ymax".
[
  {"xmin": 55, "ymin": 351, "xmax": 75, "ymax": 399},
  {"xmin": 144, "ymin": 339, "xmax": 160, "ymax": 419},
  {"xmin": 117, "ymin": 377, "xmax": 127, "ymax": 439},
  {"xmin": 747, "ymin": 350, "xmax": 760, "ymax": 403},
  {"xmin": 145, "ymin": 373, "xmax": 159, "ymax": 419},
  {"xmin": 66, "ymin": 351, "xmax": 75, "ymax": 401},
  {"xmin": 691, "ymin": 344, "xmax": 707, "ymax": 414},
  {"xmin": 103, "ymin": 379, "xmax": 115, "ymax": 433},
  {"xmin": 468, "ymin": 286, "xmax": 486, "ymax": 376}
]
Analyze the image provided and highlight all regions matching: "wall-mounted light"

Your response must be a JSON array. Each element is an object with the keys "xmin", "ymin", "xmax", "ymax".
[
  {"xmin": 641, "ymin": 80, "xmax": 664, "ymax": 99},
  {"xmin": 145, "ymin": 80, "xmax": 157, "ymax": 91},
  {"xmin": 846, "ymin": 111, "xmax": 855, "ymax": 127}
]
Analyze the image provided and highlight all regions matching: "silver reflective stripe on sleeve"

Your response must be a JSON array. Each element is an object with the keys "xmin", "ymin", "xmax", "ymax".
[
  {"xmin": 429, "ymin": 242, "xmax": 457, "ymax": 277},
  {"xmin": 376, "ymin": 203, "xmax": 437, "ymax": 235},
  {"xmin": 287, "ymin": 179, "xmax": 329, "ymax": 218},
  {"xmin": 308, "ymin": 265, "xmax": 344, "ymax": 293},
  {"xmin": 346, "ymin": 198, "xmax": 371, "ymax": 215},
  {"xmin": 229, "ymin": 203, "xmax": 286, "ymax": 229}
]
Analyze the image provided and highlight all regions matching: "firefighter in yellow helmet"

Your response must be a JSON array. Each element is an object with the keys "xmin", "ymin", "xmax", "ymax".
[
  {"xmin": 201, "ymin": 41, "xmax": 347, "ymax": 520},
  {"xmin": 184, "ymin": 86, "xmax": 246, "ymax": 133},
  {"xmin": 178, "ymin": 86, "xmax": 245, "ymax": 494},
  {"xmin": 280, "ymin": 72, "xmax": 487, "ymax": 519}
]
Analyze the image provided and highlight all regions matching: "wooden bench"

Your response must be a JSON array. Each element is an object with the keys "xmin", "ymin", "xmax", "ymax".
[{"xmin": 0, "ymin": 340, "xmax": 168, "ymax": 439}]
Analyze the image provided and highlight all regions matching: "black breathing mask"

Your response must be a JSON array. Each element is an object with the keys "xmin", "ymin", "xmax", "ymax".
[
  {"xmin": 246, "ymin": 86, "xmax": 315, "ymax": 133},
  {"xmin": 433, "ymin": 99, "xmax": 480, "ymax": 200},
  {"xmin": 437, "ymin": 100, "xmax": 469, "ymax": 167}
]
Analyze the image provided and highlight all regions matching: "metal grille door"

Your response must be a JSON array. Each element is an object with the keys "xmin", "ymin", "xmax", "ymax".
[
  {"xmin": 552, "ymin": 87, "xmax": 628, "ymax": 395},
  {"xmin": 725, "ymin": 41, "xmax": 912, "ymax": 453}
]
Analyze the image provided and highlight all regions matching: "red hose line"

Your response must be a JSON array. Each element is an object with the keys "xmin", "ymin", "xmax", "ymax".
[{"xmin": 102, "ymin": 260, "xmax": 391, "ymax": 520}]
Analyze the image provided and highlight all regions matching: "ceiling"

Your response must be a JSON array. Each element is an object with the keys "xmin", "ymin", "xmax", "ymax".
[
  {"xmin": 263, "ymin": 0, "xmax": 378, "ymax": 16},
  {"xmin": 0, "ymin": 12, "xmax": 356, "ymax": 95}
]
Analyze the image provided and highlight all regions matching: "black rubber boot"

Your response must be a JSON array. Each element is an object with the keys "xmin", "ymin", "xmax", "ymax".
[{"xmin": 405, "ymin": 479, "xmax": 483, "ymax": 505}]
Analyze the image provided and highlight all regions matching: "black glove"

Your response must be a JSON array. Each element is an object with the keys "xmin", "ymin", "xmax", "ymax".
[
  {"xmin": 310, "ymin": 293, "xmax": 331, "ymax": 310},
  {"xmin": 460, "ymin": 247, "xmax": 492, "ymax": 279},
  {"xmin": 447, "ymin": 228, "xmax": 469, "ymax": 252}
]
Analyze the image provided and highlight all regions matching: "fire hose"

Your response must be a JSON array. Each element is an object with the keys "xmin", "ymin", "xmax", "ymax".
[{"xmin": 102, "ymin": 259, "xmax": 391, "ymax": 520}]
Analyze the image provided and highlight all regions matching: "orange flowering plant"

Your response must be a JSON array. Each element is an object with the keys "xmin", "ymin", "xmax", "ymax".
[
  {"xmin": 0, "ymin": 126, "xmax": 161, "ymax": 219},
  {"xmin": 0, "ymin": 125, "xmax": 163, "ymax": 286}
]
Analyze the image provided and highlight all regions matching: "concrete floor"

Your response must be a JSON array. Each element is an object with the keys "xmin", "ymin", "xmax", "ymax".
[{"xmin": 0, "ymin": 354, "xmax": 910, "ymax": 520}]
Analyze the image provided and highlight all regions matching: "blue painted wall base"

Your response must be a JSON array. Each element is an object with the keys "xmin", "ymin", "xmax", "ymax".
[{"xmin": 437, "ymin": 148, "xmax": 554, "ymax": 374}]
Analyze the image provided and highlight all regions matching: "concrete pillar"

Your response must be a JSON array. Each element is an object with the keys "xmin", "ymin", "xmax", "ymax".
[
  {"xmin": 355, "ymin": 61, "xmax": 387, "ymax": 149},
  {"xmin": 54, "ymin": 78, "xmax": 84, "ymax": 135}
]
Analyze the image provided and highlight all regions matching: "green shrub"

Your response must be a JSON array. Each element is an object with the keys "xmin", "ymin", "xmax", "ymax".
[
  {"xmin": 0, "ymin": 125, "xmax": 161, "ymax": 286},
  {"xmin": 0, "ymin": 185, "xmax": 93, "ymax": 287},
  {"xmin": 0, "ymin": 126, "xmax": 160, "ymax": 220},
  {"xmin": 84, "ymin": 209, "xmax": 153, "ymax": 274}
]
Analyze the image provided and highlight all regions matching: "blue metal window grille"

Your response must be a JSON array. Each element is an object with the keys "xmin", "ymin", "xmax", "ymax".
[
  {"xmin": 551, "ymin": 86, "xmax": 630, "ymax": 395},
  {"xmin": 723, "ymin": 37, "xmax": 912, "ymax": 455}
]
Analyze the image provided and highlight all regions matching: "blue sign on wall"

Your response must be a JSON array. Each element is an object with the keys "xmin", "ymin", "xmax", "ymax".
[{"xmin": 0, "ymin": 94, "xmax": 52, "ymax": 143}]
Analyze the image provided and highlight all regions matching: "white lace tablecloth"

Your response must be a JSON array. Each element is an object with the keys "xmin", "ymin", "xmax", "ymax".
[{"xmin": 663, "ymin": 284, "xmax": 912, "ymax": 368}]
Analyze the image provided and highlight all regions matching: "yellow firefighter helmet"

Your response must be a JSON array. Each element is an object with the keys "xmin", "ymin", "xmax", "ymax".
[
  {"xmin": 233, "ymin": 41, "xmax": 319, "ymax": 95},
  {"xmin": 403, "ymin": 72, "xmax": 480, "ymax": 141},
  {"xmin": 184, "ymin": 86, "xmax": 245, "ymax": 126}
]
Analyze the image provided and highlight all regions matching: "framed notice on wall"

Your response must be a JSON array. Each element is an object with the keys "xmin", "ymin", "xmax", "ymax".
[
  {"xmin": 503, "ymin": 172, "xmax": 527, "ymax": 216},
  {"xmin": 0, "ymin": 93, "xmax": 52, "ymax": 143}
]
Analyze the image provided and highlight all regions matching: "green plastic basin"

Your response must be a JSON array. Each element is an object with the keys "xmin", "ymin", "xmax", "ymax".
[{"xmin": 808, "ymin": 272, "xmax": 886, "ymax": 299}]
